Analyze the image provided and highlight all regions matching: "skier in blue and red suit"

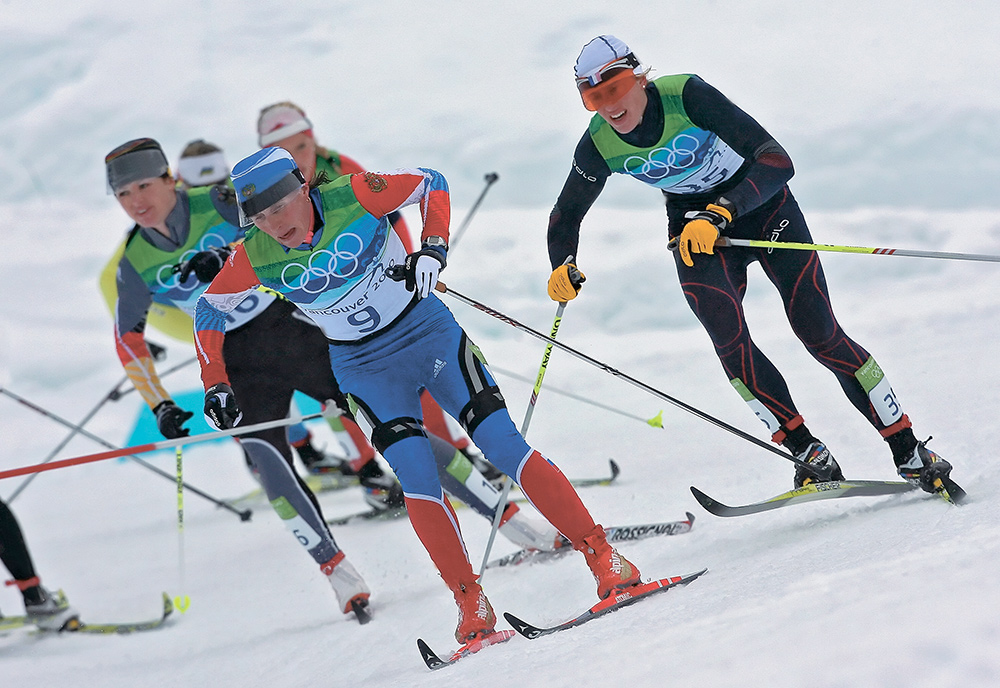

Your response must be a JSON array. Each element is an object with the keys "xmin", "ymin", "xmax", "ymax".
[
  {"xmin": 194, "ymin": 147, "xmax": 645, "ymax": 644},
  {"xmin": 545, "ymin": 35, "xmax": 956, "ymax": 493}
]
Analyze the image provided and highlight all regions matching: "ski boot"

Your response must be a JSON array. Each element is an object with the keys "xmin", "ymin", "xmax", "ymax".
[
  {"xmin": 575, "ymin": 525, "xmax": 641, "ymax": 600},
  {"xmin": 321, "ymin": 552, "xmax": 371, "ymax": 617},
  {"xmin": 356, "ymin": 460, "xmax": 405, "ymax": 511},
  {"xmin": 895, "ymin": 439, "xmax": 955, "ymax": 494},
  {"xmin": 452, "ymin": 580, "xmax": 496, "ymax": 643},
  {"xmin": 793, "ymin": 441, "xmax": 845, "ymax": 488},
  {"xmin": 294, "ymin": 440, "xmax": 350, "ymax": 475},
  {"xmin": 24, "ymin": 587, "xmax": 79, "ymax": 632}
]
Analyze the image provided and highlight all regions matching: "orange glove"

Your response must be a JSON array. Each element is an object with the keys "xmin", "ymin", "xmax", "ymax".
[
  {"xmin": 678, "ymin": 203, "xmax": 733, "ymax": 267},
  {"xmin": 547, "ymin": 262, "xmax": 586, "ymax": 302}
]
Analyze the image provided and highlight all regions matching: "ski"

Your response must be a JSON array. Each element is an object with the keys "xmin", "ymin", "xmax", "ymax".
[
  {"xmin": 326, "ymin": 505, "xmax": 407, "ymax": 526},
  {"xmin": 232, "ymin": 472, "xmax": 358, "ymax": 505},
  {"xmin": 350, "ymin": 598, "xmax": 373, "ymax": 625},
  {"xmin": 1, "ymin": 592, "xmax": 173, "ymax": 634},
  {"xmin": 933, "ymin": 474, "xmax": 967, "ymax": 505},
  {"xmin": 327, "ymin": 461, "xmax": 621, "ymax": 527},
  {"xmin": 0, "ymin": 615, "xmax": 30, "ymax": 632},
  {"xmin": 486, "ymin": 512, "xmax": 696, "ymax": 569},
  {"xmin": 504, "ymin": 569, "xmax": 707, "ymax": 640},
  {"xmin": 71, "ymin": 592, "xmax": 174, "ymax": 634},
  {"xmin": 571, "ymin": 458, "xmax": 620, "ymax": 487},
  {"xmin": 690, "ymin": 480, "xmax": 918, "ymax": 517},
  {"xmin": 416, "ymin": 629, "xmax": 517, "ymax": 670}
]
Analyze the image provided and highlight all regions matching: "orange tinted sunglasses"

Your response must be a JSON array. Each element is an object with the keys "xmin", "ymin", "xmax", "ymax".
[{"xmin": 577, "ymin": 70, "xmax": 640, "ymax": 111}]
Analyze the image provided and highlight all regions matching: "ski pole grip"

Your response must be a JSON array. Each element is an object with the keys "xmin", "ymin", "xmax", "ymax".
[
  {"xmin": 667, "ymin": 236, "xmax": 733, "ymax": 251},
  {"xmin": 385, "ymin": 263, "xmax": 447, "ymax": 294}
]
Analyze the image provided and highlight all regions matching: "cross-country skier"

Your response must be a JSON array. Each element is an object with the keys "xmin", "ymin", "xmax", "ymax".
[
  {"xmin": 0, "ymin": 497, "xmax": 79, "ymax": 631},
  {"xmin": 175, "ymin": 138, "xmax": 352, "ymax": 473},
  {"xmin": 175, "ymin": 139, "xmax": 230, "ymax": 190},
  {"xmin": 105, "ymin": 137, "xmax": 397, "ymax": 619},
  {"xmin": 257, "ymin": 104, "xmax": 502, "ymax": 482},
  {"xmin": 545, "ymin": 35, "xmax": 955, "ymax": 494},
  {"xmin": 194, "ymin": 147, "xmax": 643, "ymax": 643}
]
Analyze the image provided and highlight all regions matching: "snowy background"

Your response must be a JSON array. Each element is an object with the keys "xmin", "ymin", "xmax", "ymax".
[{"xmin": 2, "ymin": 1, "xmax": 1000, "ymax": 686}]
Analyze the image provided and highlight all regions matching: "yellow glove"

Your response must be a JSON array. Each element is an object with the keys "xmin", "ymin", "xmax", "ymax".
[
  {"xmin": 547, "ymin": 262, "xmax": 586, "ymax": 302},
  {"xmin": 678, "ymin": 203, "xmax": 733, "ymax": 267}
]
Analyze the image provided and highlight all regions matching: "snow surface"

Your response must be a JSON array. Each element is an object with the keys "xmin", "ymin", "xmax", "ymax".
[{"xmin": 2, "ymin": 2, "xmax": 1000, "ymax": 686}]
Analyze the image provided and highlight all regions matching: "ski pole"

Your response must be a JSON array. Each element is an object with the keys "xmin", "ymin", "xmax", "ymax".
[
  {"xmin": 478, "ymin": 300, "xmax": 566, "ymax": 581},
  {"xmin": 174, "ymin": 446, "xmax": 191, "ymax": 613},
  {"xmin": 10, "ymin": 356, "xmax": 197, "ymax": 502},
  {"xmin": 489, "ymin": 364, "xmax": 664, "ymax": 428},
  {"xmin": 0, "ymin": 387, "xmax": 280, "ymax": 519},
  {"xmin": 432, "ymin": 282, "xmax": 830, "ymax": 478},
  {"xmin": 666, "ymin": 235, "xmax": 1000, "ymax": 263},
  {"xmin": 448, "ymin": 172, "xmax": 499, "ymax": 252},
  {"xmin": 0, "ymin": 402, "xmax": 332, "ymax": 482},
  {"xmin": 6, "ymin": 374, "xmax": 130, "ymax": 503}
]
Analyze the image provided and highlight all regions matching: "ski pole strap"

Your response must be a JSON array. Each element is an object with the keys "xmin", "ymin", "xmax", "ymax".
[{"xmin": 714, "ymin": 237, "xmax": 1000, "ymax": 263}]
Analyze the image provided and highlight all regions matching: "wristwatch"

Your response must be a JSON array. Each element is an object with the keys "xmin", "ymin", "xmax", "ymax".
[{"xmin": 423, "ymin": 235, "xmax": 448, "ymax": 249}]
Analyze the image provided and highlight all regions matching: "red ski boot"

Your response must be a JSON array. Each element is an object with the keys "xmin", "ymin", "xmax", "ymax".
[
  {"xmin": 575, "ymin": 525, "xmax": 641, "ymax": 599},
  {"xmin": 453, "ymin": 581, "xmax": 496, "ymax": 643}
]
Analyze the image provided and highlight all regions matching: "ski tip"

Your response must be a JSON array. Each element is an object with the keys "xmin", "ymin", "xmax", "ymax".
[
  {"xmin": 417, "ymin": 638, "xmax": 446, "ymax": 670},
  {"xmin": 502, "ymin": 612, "xmax": 542, "ymax": 640},
  {"xmin": 689, "ymin": 486, "xmax": 717, "ymax": 507},
  {"xmin": 938, "ymin": 478, "xmax": 968, "ymax": 505},
  {"xmin": 351, "ymin": 598, "xmax": 373, "ymax": 625},
  {"xmin": 685, "ymin": 511, "xmax": 696, "ymax": 525},
  {"xmin": 161, "ymin": 592, "xmax": 175, "ymax": 617},
  {"xmin": 608, "ymin": 458, "xmax": 621, "ymax": 479}
]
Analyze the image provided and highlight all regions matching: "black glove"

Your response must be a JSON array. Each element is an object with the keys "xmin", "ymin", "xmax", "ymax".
[
  {"xmin": 388, "ymin": 244, "xmax": 447, "ymax": 298},
  {"xmin": 204, "ymin": 383, "xmax": 243, "ymax": 430},
  {"xmin": 154, "ymin": 400, "xmax": 193, "ymax": 439},
  {"xmin": 178, "ymin": 246, "xmax": 232, "ymax": 284}
]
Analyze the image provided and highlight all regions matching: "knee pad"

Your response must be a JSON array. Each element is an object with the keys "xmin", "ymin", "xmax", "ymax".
[
  {"xmin": 370, "ymin": 416, "xmax": 427, "ymax": 455},
  {"xmin": 458, "ymin": 385, "xmax": 506, "ymax": 436}
]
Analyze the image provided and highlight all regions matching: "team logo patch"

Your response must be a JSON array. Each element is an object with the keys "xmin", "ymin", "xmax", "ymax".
[
  {"xmin": 241, "ymin": 183, "xmax": 256, "ymax": 199},
  {"xmin": 363, "ymin": 172, "xmax": 387, "ymax": 193}
]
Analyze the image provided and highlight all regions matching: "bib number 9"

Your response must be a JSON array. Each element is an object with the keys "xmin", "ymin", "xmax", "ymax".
[{"xmin": 347, "ymin": 306, "xmax": 381, "ymax": 334}]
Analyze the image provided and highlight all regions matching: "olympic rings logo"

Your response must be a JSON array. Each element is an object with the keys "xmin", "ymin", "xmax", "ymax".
[
  {"xmin": 623, "ymin": 134, "xmax": 703, "ymax": 180},
  {"xmin": 156, "ymin": 232, "xmax": 229, "ymax": 291},
  {"xmin": 280, "ymin": 232, "xmax": 365, "ymax": 294}
]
